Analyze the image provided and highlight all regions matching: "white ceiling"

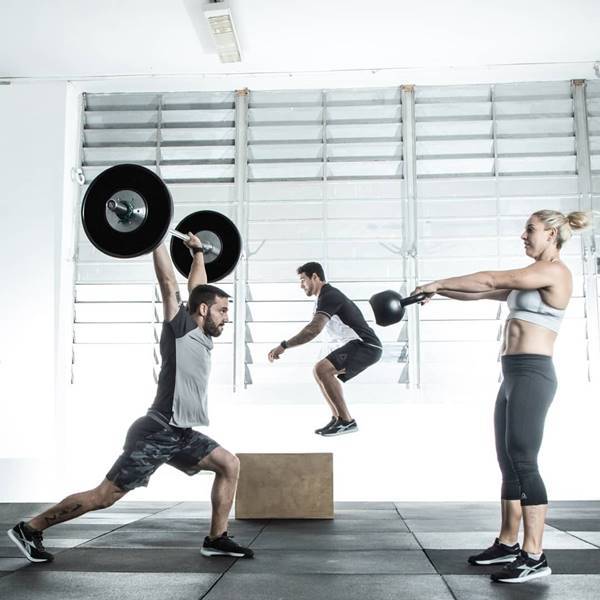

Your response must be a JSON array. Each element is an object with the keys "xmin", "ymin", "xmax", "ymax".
[{"xmin": 1, "ymin": 0, "xmax": 599, "ymax": 84}]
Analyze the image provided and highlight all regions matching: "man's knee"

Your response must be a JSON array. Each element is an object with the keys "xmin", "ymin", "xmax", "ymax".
[
  {"xmin": 228, "ymin": 453, "xmax": 240, "ymax": 478},
  {"xmin": 312, "ymin": 364, "xmax": 322, "ymax": 383},
  {"xmin": 216, "ymin": 451, "xmax": 240, "ymax": 479},
  {"xmin": 314, "ymin": 360, "xmax": 335, "ymax": 381},
  {"xmin": 90, "ymin": 491, "xmax": 116, "ymax": 510},
  {"xmin": 91, "ymin": 481, "xmax": 124, "ymax": 510}
]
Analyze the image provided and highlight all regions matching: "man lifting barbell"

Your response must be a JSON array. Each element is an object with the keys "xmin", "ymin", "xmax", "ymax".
[{"xmin": 7, "ymin": 170, "xmax": 253, "ymax": 562}]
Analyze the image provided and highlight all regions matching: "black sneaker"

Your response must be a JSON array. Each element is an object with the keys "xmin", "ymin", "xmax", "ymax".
[
  {"xmin": 491, "ymin": 550, "xmax": 551, "ymax": 583},
  {"xmin": 201, "ymin": 532, "xmax": 254, "ymax": 558},
  {"xmin": 321, "ymin": 418, "xmax": 358, "ymax": 437},
  {"xmin": 468, "ymin": 537, "xmax": 520, "ymax": 565},
  {"xmin": 7, "ymin": 522, "xmax": 54, "ymax": 563},
  {"xmin": 315, "ymin": 417, "xmax": 338, "ymax": 435}
]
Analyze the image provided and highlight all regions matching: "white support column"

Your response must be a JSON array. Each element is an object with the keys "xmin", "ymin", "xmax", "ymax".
[
  {"xmin": 55, "ymin": 84, "xmax": 85, "ymax": 480},
  {"xmin": 321, "ymin": 90, "xmax": 329, "ymax": 271},
  {"xmin": 401, "ymin": 85, "xmax": 421, "ymax": 388},
  {"xmin": 572, "ymin": 79, "xmax": 600, "ymax": 382},
  {"xmin": 233, "ymin": 88, "xmax": 249, "ymax": 392},
  {"xmin": 156, "ymin": 94, "xmax": 163, "ymax": 179}
]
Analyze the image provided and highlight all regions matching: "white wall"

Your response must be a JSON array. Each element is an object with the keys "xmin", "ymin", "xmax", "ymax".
[
  {"xmin": 0, "ymin": 81, "xmax": 79, "ymax": 499},
  {"xmin": 57, "ymin": 378, "xmax": 600, "ymax": 504},
  {"xmin": 1, "ymin": 79, "xmax": 599, "ymax": 504},
  {"xmin": 2, "ymin": 0, "xmax": 599, "ymax": 82}
]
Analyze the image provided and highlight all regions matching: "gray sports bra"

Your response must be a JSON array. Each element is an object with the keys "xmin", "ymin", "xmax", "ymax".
[{"xmin": 507, "ymin": 289, "xmax": 565, "ymax": 333}]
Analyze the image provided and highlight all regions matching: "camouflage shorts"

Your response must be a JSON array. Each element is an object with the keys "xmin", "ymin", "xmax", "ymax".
[{"xmin": 106, "ymin": 413, "xmax": 220, "ymax": 491}]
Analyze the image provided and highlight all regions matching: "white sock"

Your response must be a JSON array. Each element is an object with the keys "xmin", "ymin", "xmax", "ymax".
[{"xmin": 527, "ymin": 551, "xmax": 542, "ymax": 561}]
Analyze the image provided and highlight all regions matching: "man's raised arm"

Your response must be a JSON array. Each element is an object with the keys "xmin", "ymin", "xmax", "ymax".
[
  {"xmin": 152, "ymin": 244, "xmax": 180, "ymax": 322},
  {"xmin": 183, "ymin": 232, "xmax": 208, "ymax": 293}
]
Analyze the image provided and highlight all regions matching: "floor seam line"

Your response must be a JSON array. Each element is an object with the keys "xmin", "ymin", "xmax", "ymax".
[
  {"xmin": 561, "ymin": 531, "xmax": 600, "ymax": 550},
  {"xmin": 399, "ymin": 509, "xmax": 460, "ymax": 600},
  {"xmin": 198, "ymin": 519, "xmax": 271, "ymax": 600},
  {"xmin": 63, "ymin": 501, "xmax": 184, "ymax": 551}
]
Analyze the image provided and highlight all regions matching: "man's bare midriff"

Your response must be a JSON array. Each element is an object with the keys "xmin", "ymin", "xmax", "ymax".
[{"xmin": 502, "ymin": 318, "xmax": 557, "ymax": 356}]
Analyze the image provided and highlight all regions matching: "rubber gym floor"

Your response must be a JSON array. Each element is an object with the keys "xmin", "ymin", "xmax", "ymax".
[{"xmin": 1, "ymin": 500, "xmax": 599, "ymax": 599}]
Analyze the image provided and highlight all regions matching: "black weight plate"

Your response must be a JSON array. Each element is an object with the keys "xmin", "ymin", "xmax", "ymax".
[
  {"xmin": 170, "ymin": 210, "xmax": 242, "ymax": 282},
  {"xmin": 81, "ymin": 164, "xmax": 173, "ymax": 258}
]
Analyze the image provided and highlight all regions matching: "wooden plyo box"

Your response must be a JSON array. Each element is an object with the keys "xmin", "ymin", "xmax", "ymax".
[{"xmin": 235, "ymin": 453, "xmax": 334, "ymax": 519}]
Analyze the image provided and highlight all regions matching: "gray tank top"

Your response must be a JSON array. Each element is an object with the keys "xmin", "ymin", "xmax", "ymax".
[
  {"xmin": 151, "ymin": 304, "xmax": 212, "ymax": 427},
  {"xmin": 507, "ymin": 289, "xmax": 565, "ymax": 333}
]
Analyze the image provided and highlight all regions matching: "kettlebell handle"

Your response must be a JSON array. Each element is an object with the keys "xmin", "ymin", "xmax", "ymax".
[{"xmin": 401, "ymin": 292, "xmax": 430, "ymax": 307}]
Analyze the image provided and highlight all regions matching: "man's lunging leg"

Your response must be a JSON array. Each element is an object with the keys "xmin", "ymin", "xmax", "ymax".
[
  {"xmin": 194, "ymin": 447, "xmax": 253, "ymax": 558},
  {"xmin": 8, "ymin": 479, "xmax": 127, "ymax": 562}
]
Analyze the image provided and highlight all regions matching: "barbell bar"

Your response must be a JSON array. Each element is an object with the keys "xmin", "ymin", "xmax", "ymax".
[{"xmin": 105, "ymin": 197, "xmax": 218, "ymax": 256}]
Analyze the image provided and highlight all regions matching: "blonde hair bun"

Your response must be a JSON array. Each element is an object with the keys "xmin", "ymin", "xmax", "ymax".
[
  {"xmin": 566, "ymin": 211, "xmax": 591, "ymax": 231},
  {"xmin": 532, "ymin": 209, "xmax": 591, "ymax": 248}
]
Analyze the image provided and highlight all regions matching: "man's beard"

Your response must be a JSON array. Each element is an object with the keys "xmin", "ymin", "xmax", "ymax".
[{"xmin": 204, "ymin": 313, "xmax": 223, "ymax": 337}]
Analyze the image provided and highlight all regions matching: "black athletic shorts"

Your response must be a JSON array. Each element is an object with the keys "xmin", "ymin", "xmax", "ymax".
[
  {"xmin": 325, "ymin": 340, "xmax": 383, "ymax": 382},
  {"xmin": 106, "ymin": 412, "xmax": 219, "ymax": 492}
]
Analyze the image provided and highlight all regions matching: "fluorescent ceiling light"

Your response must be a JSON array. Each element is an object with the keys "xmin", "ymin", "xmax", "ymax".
[{"xmin": 203, "ymin": 1, "xmax": 242, "ymax": 63}]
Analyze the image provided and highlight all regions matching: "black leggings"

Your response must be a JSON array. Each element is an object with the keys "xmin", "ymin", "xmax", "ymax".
[{"xmin": 494, "ymin": 354, "xmax": 557, "ymax": 506}]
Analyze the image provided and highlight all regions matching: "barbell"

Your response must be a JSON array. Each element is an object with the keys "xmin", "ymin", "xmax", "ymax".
[
  {"xmin": 82, "ymin": 165, "xmax": 430, "ymax": 306},
  {"xmin": 81, "ymin": 164, "xmax": 241, "ymax": 282}
]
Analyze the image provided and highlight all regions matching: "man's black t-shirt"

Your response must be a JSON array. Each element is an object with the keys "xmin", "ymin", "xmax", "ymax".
[{"xmin": 315, "ymin": 283, "xmax": 381, "ymax": 348}]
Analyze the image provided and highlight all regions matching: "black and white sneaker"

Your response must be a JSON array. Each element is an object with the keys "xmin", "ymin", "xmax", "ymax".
[
  {"xmin": 491, "ymin": 550, "xmax": 551, "ymax": 583},
  {"xmin": 201, "ymin": 532, "xmax": 254, "ymax": 558},
  {"xmin": 468, "ymin": 537, "xmax": 520, "ymax": 565},
  {"xmin": 7, "ymin": 522, "xmax": 54, "ymax": 563},
  {"xmin": 321, "ymin": 418, "xmax": 358, "ymax": 437},
  {"xmin": 315, "ymin": 417, "xmax": 338, "ymax": 435}
]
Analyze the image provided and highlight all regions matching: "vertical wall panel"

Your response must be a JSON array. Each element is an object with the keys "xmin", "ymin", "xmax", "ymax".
[{"xmin": 416, "ymin": 81, "xmax": 583, "ymax": 386}]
